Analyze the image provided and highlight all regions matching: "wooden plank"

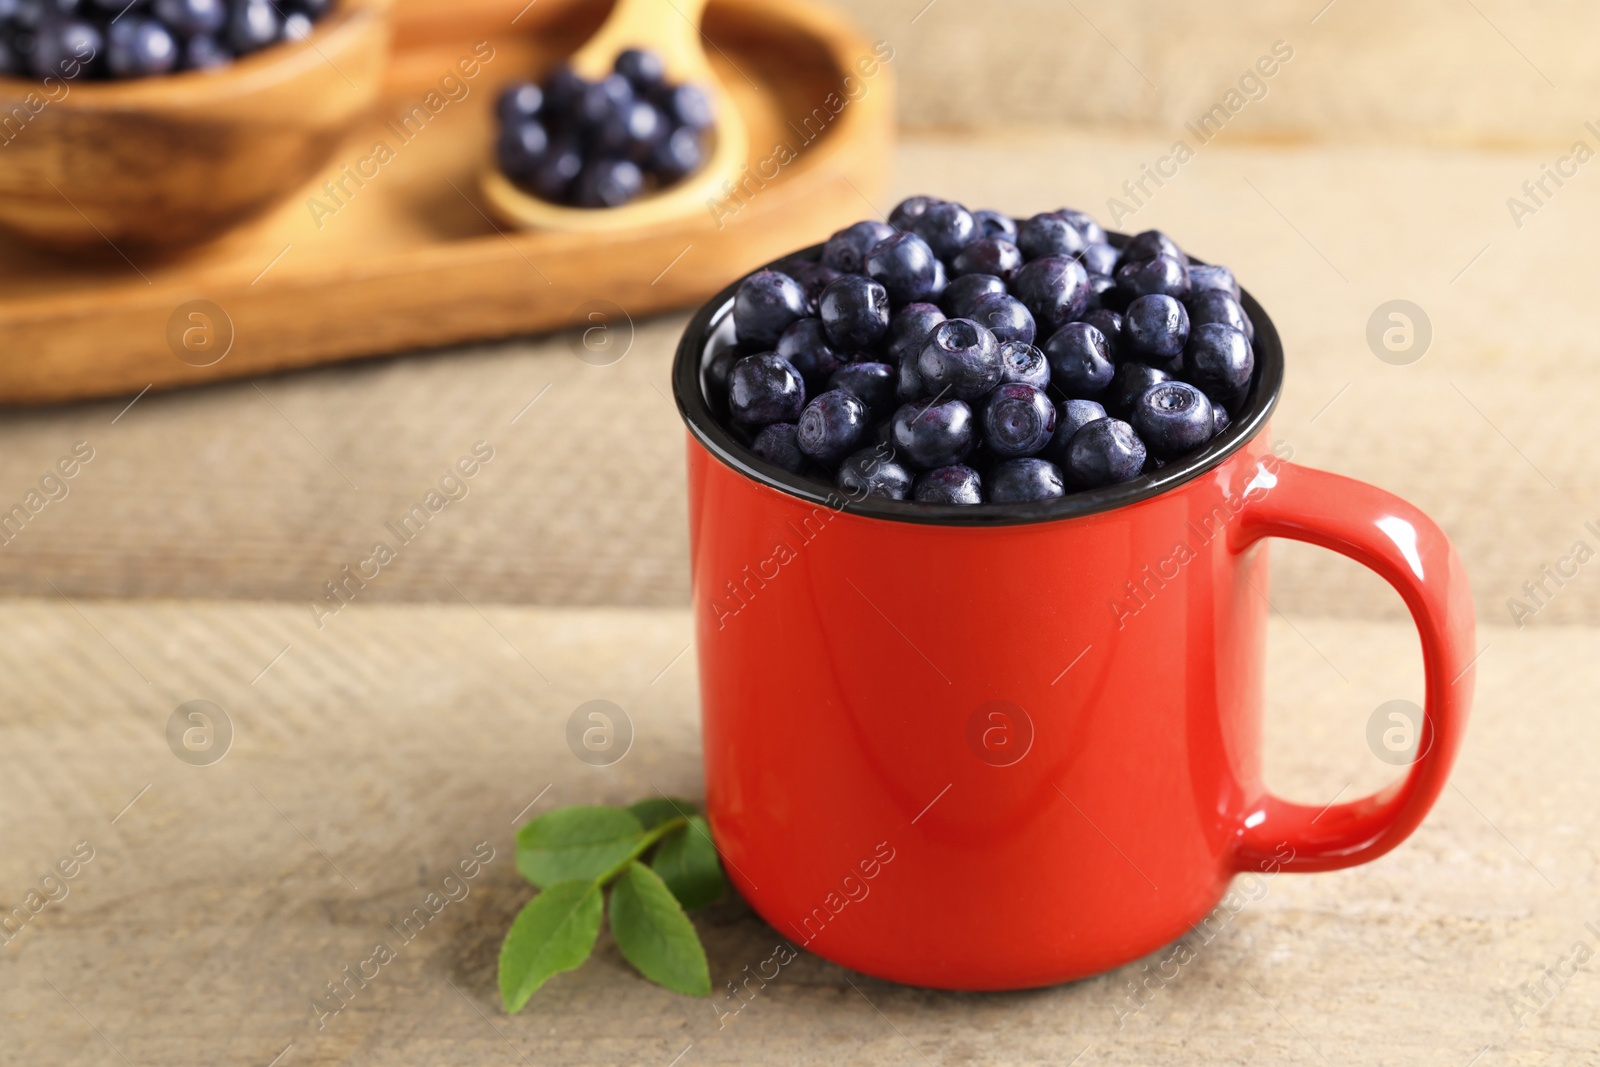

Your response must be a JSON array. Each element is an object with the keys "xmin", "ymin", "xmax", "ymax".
[
  {"xmin": 0, "ymin": 131, "xmax": 1592, "ymax": 625},
  {"xmin": 0, "ymin": 602, "xmax": 1591, "ymax": 1063}
]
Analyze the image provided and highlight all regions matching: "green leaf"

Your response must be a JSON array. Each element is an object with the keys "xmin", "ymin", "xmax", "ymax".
[
  {"xmin": 516, "ymin": 806, "xmax": 644, "ymax": 888},
  {"xmin": 652, "ymin": 815, "xmax": 726, "ymax": 910},
  {"xmin": 627, "ymin": 796, "xmax": 697, "ymax": 831},
  {"xmin": 608, "ymin": 861, "xmax": 711, "ymax": 996},
  {"xmin": 498, "ymin": 881, "xmax": 603, "ymax": 1013}
]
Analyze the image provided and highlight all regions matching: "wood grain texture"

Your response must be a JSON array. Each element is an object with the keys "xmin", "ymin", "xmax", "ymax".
[
  {"xmin": 0, "ymin": 129, "xmax": 1595, "ymax": 629},
  {"xmin": 0, "ymin": 0, "xmax": 894, "ymax": 403},
  {"xmin": 835, "ymin": 0, "xmax": 1594, "ymax": 150},
  {"xmin": 0, "ymin": 0, "xmax": 393, "ymax": 251},
  {"xmin": 0, "ymin": 602, "xmax": 1592, "ymax": 1064}
]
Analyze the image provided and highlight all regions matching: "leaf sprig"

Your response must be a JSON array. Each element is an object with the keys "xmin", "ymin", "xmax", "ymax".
[{"xmin": 499, "ymin": 797, "xmax": 726, "ymax": 1012}]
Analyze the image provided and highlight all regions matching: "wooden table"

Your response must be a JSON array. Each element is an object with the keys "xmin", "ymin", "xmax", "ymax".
[
  {"xmin": 4, "ymin": 130, "xmax": 1598, "ymax": 1064},
  {"xmin": 1, "ymin": 601, "xmax": 1593, "ymax": 1065},
  {"xmin": 2, "ymin": 131, "xmax": 1596, "ymax": 628}
]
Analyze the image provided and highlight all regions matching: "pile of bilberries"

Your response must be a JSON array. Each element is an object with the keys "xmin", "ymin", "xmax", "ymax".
[
  {"xmin": 495, "ymin": 47, "xmax": 713, "ymax": 209},
  {"xmin": 706, "ymin": 197, "xmax": 1256, "ymax": 505},
  {"xmin": 0, "ymin": 0, "xmax": 332, "ymax": 80}
]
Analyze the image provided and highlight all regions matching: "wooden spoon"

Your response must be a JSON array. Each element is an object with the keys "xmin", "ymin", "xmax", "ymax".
[{"xmin": 481, "ymin": 0, "xmax": 749, "ymax": 233}]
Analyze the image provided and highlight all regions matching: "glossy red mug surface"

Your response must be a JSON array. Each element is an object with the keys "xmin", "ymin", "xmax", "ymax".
[{"xmin": 674, "ymin": 246, "xmax": 1475, "ymax": 990}]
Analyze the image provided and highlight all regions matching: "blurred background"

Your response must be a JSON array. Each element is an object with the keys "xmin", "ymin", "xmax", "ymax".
[
  {"xmin": 2, "ymin": 1, "xmax": 1596, "ymax": 1063},
  {"xmin": 2, "ymin": 0, "xmax": 1593, "ymax": 628}
]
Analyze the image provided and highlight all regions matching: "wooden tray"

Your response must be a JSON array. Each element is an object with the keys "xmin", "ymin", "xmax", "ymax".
[{"xmin": 0, "ymin": 0, "xmax": 893, "ymax": 404}]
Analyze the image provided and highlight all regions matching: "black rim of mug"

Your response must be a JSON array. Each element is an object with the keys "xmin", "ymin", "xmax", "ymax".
[{"xmin": 672, "ymin": 229, "xmax": 1284, "ymax": 527}]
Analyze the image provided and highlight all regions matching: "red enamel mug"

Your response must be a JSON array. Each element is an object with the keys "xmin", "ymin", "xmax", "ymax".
[{"xmin": 673, "ymin": 242, "xmax": 1475, "ymax": 990}]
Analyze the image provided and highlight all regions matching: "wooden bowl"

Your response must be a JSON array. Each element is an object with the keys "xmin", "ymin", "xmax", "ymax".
[{"xmin": 0, "ymin": 0, "xmax": 392, "ymax": 253}]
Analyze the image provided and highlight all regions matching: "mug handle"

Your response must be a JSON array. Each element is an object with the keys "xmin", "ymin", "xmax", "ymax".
[{"xmin": 1230, "ymin": 459, "xmax": 1475, "ymax": 872}]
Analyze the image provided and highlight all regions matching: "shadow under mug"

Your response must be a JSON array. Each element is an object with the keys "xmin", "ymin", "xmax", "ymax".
[{"xmin": 672, "ymin": 241, "xmax": 1475, "ymax": 990}]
